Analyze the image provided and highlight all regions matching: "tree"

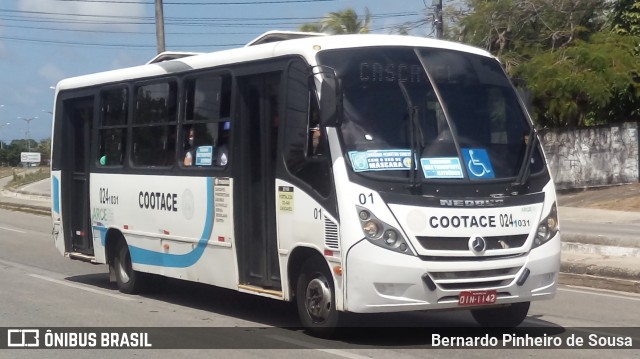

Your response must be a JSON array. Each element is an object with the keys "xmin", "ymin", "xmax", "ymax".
[
  {"xmin": 299, "ymin": 8, "xmax": 371, "ymax": 34},
  {"xmin": 457, "ymin": 0, "xmax": 607, "ymax": 55},
  {"xmin": 611, "ymin": 0, "xmax": 640, "ymax": 35},
  {"xmin": 298, "ymin": 23, "xmax": 322, "ymax": 33},
  {"xmin": 454, "ymin": 0, "xmax": 639, "ymax": 127},
  {"xmin": 36, "ymin": 138, "xmax": 51, "ymax": 163},
  {"xmin": 516, "ymin": 32, "xmax": 640, "ymax": 127}
]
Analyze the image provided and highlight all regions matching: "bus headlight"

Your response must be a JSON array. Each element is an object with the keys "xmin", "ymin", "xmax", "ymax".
[
  {"xmin": 363, "ymin": 220, "xmax": 380, "ymax": 238},
  {"xmin": 356, "ymin": 206, "xmax": 414, "ymax": 256},
  {"xmin": 533, "ymin": 203, "xmax": 558, "ymax": 248}
]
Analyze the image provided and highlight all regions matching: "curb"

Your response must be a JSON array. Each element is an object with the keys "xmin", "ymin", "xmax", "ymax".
[
  {"xmin": 560, "ymin": 259, "xmax": 640, "ymax": 280},
  {"xmin": 559, "ymin": 272, "xmax": 640, "ymax": 294},
  {"xmin": 562, "ymin": 233, "xmax": 640, "ymax": 249},
  {"xmin": 0, "ymin": 201, "xmax": 50, "ymax": 216}
]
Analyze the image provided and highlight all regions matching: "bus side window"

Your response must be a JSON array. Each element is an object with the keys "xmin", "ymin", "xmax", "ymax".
[
  {"xmin": 284, "ymin": 61, "xmax": 332, "ymax": 198},
  {"xmin": 131, "ymin": 81, "xmax": 178, "ymax": 167},
  {"xmin": 182, "ymin": 73, "xmax": 232, "ymax": 168},
  {"xmin": 98, "ymin": 87, "xmax": 128, "ymax": 166},
  {"xmin": 307, "ymin": 100, "xmax": 324, "ymax": 157}
]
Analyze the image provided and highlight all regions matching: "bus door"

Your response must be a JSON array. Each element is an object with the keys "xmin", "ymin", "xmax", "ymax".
[
  {"xmin": 59, "ymin": 96, "xmax": 94, "ymax": 255},
  {"xmin": 235, "ymin": 72, "xmax": 282, "ymax": 290}
]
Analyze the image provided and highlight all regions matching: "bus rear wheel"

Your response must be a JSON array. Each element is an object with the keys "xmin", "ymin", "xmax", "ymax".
[
  {"xmin": 296, "ymin": 256, "xmax": 340, "ymax": 338},
  {"xmin": 113, "ymin": 241, "xmax": 145, "ymax": 294},
  {"xmin": 471, "ymin": 301, "xmax": 530, "ymax": 327}
]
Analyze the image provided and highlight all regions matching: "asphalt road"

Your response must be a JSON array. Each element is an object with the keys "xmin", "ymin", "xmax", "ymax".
[{"xmin": 1, "ymin": 208, "xmax": 639, "ymax": 358}]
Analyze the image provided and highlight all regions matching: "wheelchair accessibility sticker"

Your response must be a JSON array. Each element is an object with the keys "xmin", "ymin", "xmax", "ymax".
[{"xmin": 462, "ymin": 148, "xmax": 495, "ymax": 179}]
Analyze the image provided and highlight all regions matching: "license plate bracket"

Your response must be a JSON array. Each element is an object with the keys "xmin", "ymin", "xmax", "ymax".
[{"xmin": 458, "ymin": 290, "xmax": 497, "ymax": 306}]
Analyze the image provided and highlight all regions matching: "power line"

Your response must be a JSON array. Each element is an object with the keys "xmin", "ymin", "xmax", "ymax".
[
  {"xmin": 0, "ymin": 35, "xmax": 242, "ymax": 49},
  {"xmin": 0, "ymin": 23, "xmax": 260, "ymax": 35},
  {"xmin": 56, "ymin": 0, "xmax": 337, "ymax": 4},
  {"xmin": 0, "ymin": 10, "xmax": 421, "ymax": 31},
  {"xmin": 0, "ymin": 8, "xmax": 419, "ymax": 22}
]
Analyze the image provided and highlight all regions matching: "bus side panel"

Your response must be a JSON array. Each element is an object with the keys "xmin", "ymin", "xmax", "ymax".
[
  {"xmin": 274, "ymin": 179, "xmax": 340, "ymax": 303},
  {"xmin": 89, "ymin": 173, "xmax": 239, "ymax": 290},
  {"xmin": 52, "ymin": 170, "xmax": 66, "ymax": 257}
]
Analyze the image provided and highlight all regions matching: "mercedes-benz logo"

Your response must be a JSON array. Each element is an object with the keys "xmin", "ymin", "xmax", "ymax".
[{"xmin": 469, "ymin": 235, "xmax": 487, "ymax": 253}]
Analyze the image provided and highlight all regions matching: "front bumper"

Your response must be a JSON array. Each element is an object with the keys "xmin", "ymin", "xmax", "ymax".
[{"xmin": 344, "ymin": 233, "xmax": 561, "ymax": 313}]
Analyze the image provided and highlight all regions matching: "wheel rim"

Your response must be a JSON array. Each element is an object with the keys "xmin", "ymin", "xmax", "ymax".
[
  {"xmin": 304, "ymin": 275, "xmax": 332, "ymax": 323},
  {"xmin": 117, "ymin": 246, "xmax": 131, "ymax": 284}
]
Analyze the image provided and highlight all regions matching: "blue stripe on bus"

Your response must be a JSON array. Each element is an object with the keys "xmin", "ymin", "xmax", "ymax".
[
  {"xmin": 52, "ymin": 176, "xmax": 60, "ymax": 214},
  {"xmin": 128, "ymin": 177, "xmax": 214, "ymax": 268},
  {"xmin": 93, "ymin": 226, "xmax": 108, "ymax": 246}
]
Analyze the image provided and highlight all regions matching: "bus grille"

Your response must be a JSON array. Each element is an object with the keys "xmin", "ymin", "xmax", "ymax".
[
  {"xmin": 324, "ymin": 218, "xmax": 339, "ymax": 250},
  {"xmin": 428, "ymin": 266, "xmax": 521, "ymax": 291},
  {"xmin": 416, "ymin": 234, "xmax": 528, "ymax": 251}
]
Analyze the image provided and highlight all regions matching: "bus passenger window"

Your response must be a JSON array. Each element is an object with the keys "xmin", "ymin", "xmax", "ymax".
[
  {"xmin": 182, "ymin": 73, "xmax": 232, "ymax": 169},
  {"xmin": 131, "ymin": 81, "xmax": 177, "ymax": 167},
  {"xmin": 98, "ymin": 87, "xmax": 128, "ymax": 166}
]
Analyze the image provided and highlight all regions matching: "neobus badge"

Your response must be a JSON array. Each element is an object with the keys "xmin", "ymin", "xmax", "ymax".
[{"xmin": 439, "ymin": 199, "xmax": 505, "ymax": 207}]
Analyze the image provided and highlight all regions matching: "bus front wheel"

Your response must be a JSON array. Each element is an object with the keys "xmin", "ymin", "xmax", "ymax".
[
  {"xmin": 113, "ymin": 241, "xmax": 144, "ymax": 294},
  {"xmin": 471, "ymin": 301, "xmax": 530, "ymax": 327},
  {"xmin": 296, "ymin": 256, "xmax": 340, "ymax": 337}
]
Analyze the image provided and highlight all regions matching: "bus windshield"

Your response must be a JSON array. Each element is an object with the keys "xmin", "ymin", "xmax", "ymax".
[{"xmin": 317, "ymin": 47, "xmax": 543, "ymax": 182}]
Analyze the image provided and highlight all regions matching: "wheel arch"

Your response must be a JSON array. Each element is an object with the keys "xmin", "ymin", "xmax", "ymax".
[
  {"xmin": 287, "ymin": 246, "xmax": 326, "ymax": 300},
  {"xmin": 104, "ymin": 228, "xmax": 126, "ymax": 266}
]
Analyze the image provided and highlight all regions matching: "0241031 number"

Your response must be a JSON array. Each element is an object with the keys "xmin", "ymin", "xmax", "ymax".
[{"xmin": 499, "ymin": 213, "xmax": 529, "ymax": 228}]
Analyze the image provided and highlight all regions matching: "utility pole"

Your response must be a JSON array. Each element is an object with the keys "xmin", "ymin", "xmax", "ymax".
[
  {"xmin": 0, "ymin": 122, "xmax": 8, "ymax": 150},
  {"xmin": 0, "ymin": 105, "xmax": 5, "ymax": 151},
  {"xmin": 19, "ymin": 116, "xmax": 37, "ymax": 152},
  {"xmin": 155, "ymin": 0, "xmax": 166, "ymax": 54},
  {"xmin": 434, "ymin": 0, "xmax": 443, "ymax": 39}
]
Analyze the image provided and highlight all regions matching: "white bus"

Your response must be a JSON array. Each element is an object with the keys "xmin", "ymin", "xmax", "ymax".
[{"xmin": 51, "ymin": 31, "xmax": 560, "ymax": 336}]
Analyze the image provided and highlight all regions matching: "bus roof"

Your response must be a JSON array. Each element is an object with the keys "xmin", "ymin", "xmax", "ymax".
[{"xmin": 55, "ymin": 32, "xmax": 494, "ymax": 92}]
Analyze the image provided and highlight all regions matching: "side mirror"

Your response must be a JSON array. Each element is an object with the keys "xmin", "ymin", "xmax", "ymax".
[{"xmin": 311, "ymin": 66, "xmax": 342, "ymax": 127}]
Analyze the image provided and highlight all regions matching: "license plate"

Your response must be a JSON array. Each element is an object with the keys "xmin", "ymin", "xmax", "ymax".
[{"xmin": 458, "ymin": 290, "xmax": 497, "ymax": 306}]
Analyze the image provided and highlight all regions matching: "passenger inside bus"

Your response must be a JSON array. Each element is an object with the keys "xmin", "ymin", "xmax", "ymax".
[
  {"xmin": 183, "ymin": 122, "xmax": 230, "ymax": 167},
  {"xmin": 183, "ymin": 127, "xmax": 196, "ymax": 166},
  {"xmin": 216, "ymin": 121, "xmax": 230, "ymax": 166}
]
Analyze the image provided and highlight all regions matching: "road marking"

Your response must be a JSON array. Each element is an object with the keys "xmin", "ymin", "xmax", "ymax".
[
  {"xmin": 559, "ymin": 286, "xmax": 640, "ymax": 302},
  {"xmin": 29, "ymin": 274, "xmax": 135, "ymax": 301},
  {"xmin": 0, "ymin": 225, "xmax": 26, "ymax": 234},
  {"xmin": 268, "ymin": 335, "xmax": 371, "ymax": 359}
]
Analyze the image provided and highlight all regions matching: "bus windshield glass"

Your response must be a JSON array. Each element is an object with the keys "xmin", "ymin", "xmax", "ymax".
[{"xmin": 317, "ymin": 47, "xmax": 543, "ymax": 182}]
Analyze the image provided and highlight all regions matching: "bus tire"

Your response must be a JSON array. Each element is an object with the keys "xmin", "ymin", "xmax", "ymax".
[
  {"xmin": 113, "ymin": 241, "xmax": 145, "ymax": 294},
  {"xmin": 471, "ymin": 301, "xmax": 530, "ymax": 327},
  {"xmin": 296, "ymin": 256, "xmax": 340, "ymax": 338}
]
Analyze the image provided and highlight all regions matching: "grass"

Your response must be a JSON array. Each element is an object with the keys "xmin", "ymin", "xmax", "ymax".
[
  {"xmin": 5, "ymin": 167, "xmax": 51, "ymax": 189},
  {"xmin": 0, "ymin": 167, "xmax": 14, "ymax": 179}
]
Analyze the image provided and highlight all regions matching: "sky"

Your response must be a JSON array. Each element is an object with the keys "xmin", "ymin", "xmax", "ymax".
[{"xmin": 0, "ymin": 0, "xmax": 441, "ymax": 143}]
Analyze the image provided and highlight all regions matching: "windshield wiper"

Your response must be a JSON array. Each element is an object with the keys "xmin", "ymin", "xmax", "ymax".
[
  {"xmin": 398, "ymin": 81, "xmax": 424, "ymax": 192},
  {"xmin": 512, "ymin": 126, "xmax": 537, "ymax": 191}
]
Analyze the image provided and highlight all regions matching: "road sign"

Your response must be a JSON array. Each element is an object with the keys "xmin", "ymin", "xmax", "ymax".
[{"xmin": 20, "ymin": 152, "xmax": 41, "ymax": 163}]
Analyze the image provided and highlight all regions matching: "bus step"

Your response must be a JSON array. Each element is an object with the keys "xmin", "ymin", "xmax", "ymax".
[
  {"xmin": 67, "ymin": 252, "xmax": 97, "ymax": 264},
  {"xmin": 238, "ymin": 284, "xmax": 283, "ymax": 298}
]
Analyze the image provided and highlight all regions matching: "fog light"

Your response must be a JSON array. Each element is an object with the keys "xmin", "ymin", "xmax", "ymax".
[
  {"xmin": 536, "ymin": 224, "xmax": 548, "ymax": 240},
  {"xmin": 383, "ymin": 230, "xmax": 398, "ymax": 246}
]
